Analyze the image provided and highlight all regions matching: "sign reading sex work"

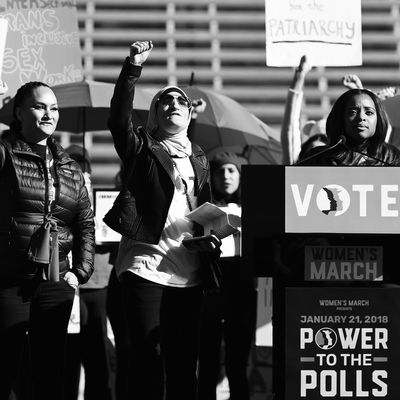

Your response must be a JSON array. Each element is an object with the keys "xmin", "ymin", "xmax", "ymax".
[
  {"xmin": 285, "ymin": 286, "xmax": 400, "ymax": 399},
  {"xmin": 0, "ymin": 0, "xmax": 83, "ymax": 98},
  {"xmin": 265, "ymin": 0, "xmax": 362, "ymax": 66}
]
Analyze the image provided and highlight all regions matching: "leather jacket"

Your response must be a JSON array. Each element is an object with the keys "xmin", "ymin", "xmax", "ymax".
[{"xmin": 106, "ymin": 58, "xmax": 212, "ymax": 243}]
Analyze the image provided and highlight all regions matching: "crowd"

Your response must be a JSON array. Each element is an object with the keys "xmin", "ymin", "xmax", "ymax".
[{"xmin": 0, "ymin": 38, "xmax": 399, "ymax": 400}]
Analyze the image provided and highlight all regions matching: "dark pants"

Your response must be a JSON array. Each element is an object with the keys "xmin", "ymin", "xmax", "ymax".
[
  {"xmin": 120, "ymin": 272, "xmax": 202, "ymax": 400},
  {"xmin": 107, "ymin": 268, "xmax": 131, "ymax": 400},
  {"xmin": 0, "ymin": 279, "xmax": 75, "ymax": 400},
  {"xmin": 198, "ymin": 275, "xmax": 257, "ymax": 400},
  {"xmin": 64, "ymin": 288, "xmax": 116, "ymax": 400}
]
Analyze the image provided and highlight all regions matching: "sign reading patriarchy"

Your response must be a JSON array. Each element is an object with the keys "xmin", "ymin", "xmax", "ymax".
[
  {"xmin": 0, "ymin": 0, "xmax": 83, "ymax": 99},
  {"xmin": 285, "ymin": 167, "xmax": 400, "ymax": 234},
  {"xmin": 286, "ymin": 287, "xmax": 400, "ymax": 399},
  {"xmin": 265, "ymin": 0, "xmax": 362, "ymax": 66}
]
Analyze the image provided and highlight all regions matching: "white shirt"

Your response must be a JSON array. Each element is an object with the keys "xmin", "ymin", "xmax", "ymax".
[{"xmin": 115, "ymin": 157, "xmax": 202, "ymax": 287}]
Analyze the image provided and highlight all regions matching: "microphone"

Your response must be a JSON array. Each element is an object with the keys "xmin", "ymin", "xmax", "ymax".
[
  {"xmin": 296, "ymin": 134, "xmax": 393, "ymax": 166},
  {"xmin": 295, "ymin": 135, "xmax": 346, "ymax": 165},
  {"xmin": 347, "ymin": 142, "xmax": 393, "ymax": 166}
]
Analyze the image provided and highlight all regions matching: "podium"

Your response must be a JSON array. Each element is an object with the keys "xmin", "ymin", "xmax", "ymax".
[{"xmin": 242, "ymin": 165, "xmax": 400, "ymax": 399}]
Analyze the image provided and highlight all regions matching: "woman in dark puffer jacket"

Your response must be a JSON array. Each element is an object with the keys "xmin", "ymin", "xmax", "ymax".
[{"xmin": 0, "ymin": 81, "xmax": 95, "ymax": 400}]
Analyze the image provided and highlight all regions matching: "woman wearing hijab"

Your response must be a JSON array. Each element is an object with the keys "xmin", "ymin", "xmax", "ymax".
[{"xmin": 106, "ymin": 40, "xmax": 219, "ymax": 400}]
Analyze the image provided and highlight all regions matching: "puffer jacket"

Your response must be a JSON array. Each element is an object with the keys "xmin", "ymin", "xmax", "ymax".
[{"xmin": 0, "ymin": 130, "xmax": 95, "ymax": 284}]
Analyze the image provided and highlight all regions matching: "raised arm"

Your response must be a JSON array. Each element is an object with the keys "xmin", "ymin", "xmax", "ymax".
[
  {"xmin": 108, "ymin": 40, "xmax": 153, "ymax": 163},
  {"xmin": 280, "ymin": 55, "xmax": 312, "ymax": 165}
]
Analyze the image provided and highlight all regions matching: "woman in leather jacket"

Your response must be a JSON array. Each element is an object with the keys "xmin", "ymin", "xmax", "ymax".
[
  {"xmin": 106, "ymin": 41, "xmax": 220, "ymax": 400},
  {"xmin": 0, "ymin": 81, "xmax": 95, "ymax": 400}
]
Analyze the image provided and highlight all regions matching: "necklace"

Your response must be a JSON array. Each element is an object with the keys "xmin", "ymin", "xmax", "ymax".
[{"xmin": 171, "ymin": 158, "xmax": 193, "ymax": 211}]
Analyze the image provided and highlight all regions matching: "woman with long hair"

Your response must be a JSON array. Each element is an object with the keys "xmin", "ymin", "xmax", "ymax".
[{"xmin": 303, "ymin": 88, "xmax": 400, "ymax": 166}]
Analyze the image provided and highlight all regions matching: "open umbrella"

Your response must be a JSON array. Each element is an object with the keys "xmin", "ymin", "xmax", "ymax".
[
  {"xmin": 0, "ymin": 79, "xmax": 153, "ymax": 134},
  {"xmin": 142, "ymin": 86, "xmax": 282, "ymax": 164},
  {"xmin": 183, "ymin": 86, "xmax": 281, "ymax": 164}
]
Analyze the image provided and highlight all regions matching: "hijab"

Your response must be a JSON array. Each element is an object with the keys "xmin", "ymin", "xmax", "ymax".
[{"xmin": 146, "ymin": 86, "xmax": 192, "ymax": 157}]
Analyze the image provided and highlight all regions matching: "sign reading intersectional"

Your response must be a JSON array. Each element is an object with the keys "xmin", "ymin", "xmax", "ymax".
[
  {"xmin": 286, "ymin": 287, "xmax": 400, "ymax": 399},
  {"xmin": 285, "ymin": 167, "xmax": 400, "ymax": 234}
]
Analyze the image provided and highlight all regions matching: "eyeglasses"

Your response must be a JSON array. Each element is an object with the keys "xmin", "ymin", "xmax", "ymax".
[{"xmin": 157, "ymin": 94, "xmax": 192, "ymax": 109}]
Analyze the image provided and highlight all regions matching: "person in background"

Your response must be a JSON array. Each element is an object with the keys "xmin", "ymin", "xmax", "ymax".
[
  {"xmin": 0, "ymin": 81, "xmax": 95, "ymax": 400},
  {"xmin": 280, "ymin": 55, "xmax": 312, "ymax": 164},
  {"xmin": 297, "ymin": 132, "xmax": 328, "ymax": 162},
  {"xmin": 63, "ymin": 144, "xmax": 116, "ymax": 400},
  {"xmin": 342, "ymin": 73, "xmax": 398, "ymax": 101},
  {"xmin": 105, "ymin": 40, "xmax": 220, "ymax": 400},
  {"xmin": 105, "ymin": 167, "xmax": 131, "ymax": 400},
  {"xmin": 197, "ymin": 151, "xmax": 257, "ymax": 400}
]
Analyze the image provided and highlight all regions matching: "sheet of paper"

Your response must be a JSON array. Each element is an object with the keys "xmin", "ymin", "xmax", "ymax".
[{"xmin": 186, "ymin": 202, "xmax": 239, "ymax": 239}]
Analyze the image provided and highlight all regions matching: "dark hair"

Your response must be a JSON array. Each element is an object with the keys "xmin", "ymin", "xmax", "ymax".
[
  {"xmin": 211, "ymin": 160, "xmax": 242, "ymax": 205},
  {"xmin": 326, "ymin": 88, "xmax": 389, "ymax": 146},
  {"xmin": 11, "ymin": 81, "xmax": 51, "ymax": 133},
  {"xmin": 298, "ymin": 133, "xmax": 328, "ymax": 161},
  {"xmin": 325, "ymin": 88, "xmax": 390, "ymax": 164}
]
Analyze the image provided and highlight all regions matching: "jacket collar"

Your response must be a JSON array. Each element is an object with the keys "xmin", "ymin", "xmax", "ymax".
[
  {"xmin": 143, "ymin": 128, "xmax": 208, "ymax": 193},
  {"xmin": 3, "ymin": 130, "xmax": 75, "ymax": 166}
]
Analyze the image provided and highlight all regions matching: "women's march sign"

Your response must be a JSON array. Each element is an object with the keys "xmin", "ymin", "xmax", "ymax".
[
  {"xmin": 0, "ymin": 0, "xmax": 83, "ymax": 99},
  {"xmin": 265, "ymin": 0, "xmax": 362, "ymax": 66},
  {"xmin": 286, "ymin": 287, "xmax": 400, "ymax": 399}
]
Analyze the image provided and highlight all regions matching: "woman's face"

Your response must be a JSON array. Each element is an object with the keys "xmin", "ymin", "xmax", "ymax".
[
  {"xmin": 213, "ymin": 163, "xmax": 240, "ymax": 196},
  {"xmin": 16, "ymin": 86, "xmax": 59, "ymax": 142},
  {"xmin": 343, "ymin": 93, "xmax": 377, "ymax": 144},
  {"xmin": 156, "ymin": 90, "xmax": 191, "ymax": 134}
]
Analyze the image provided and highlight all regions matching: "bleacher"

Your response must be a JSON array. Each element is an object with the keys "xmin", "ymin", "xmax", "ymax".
[{"xmin": 74, "ymin": 0, "xmax": 400, "ymax": 187}]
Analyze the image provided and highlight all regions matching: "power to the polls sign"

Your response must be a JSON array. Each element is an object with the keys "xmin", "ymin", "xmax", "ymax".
[{"xmin": 285, "ymin": 287, "xmax": 400, "ymax": 399}]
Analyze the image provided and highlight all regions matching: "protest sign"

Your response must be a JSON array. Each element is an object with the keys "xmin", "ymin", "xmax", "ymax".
[
  {"xmin": 286, "ymin": 287, "xmax": 400, "ymax": 399},
  {"xmin": 265, "ymin": 0, "xmax": 362, "ymax": 66},
  {"xmin": 0, "ymin": 0, "xmax": 83, "ymax": 100},
  {"xmin": 285, "ymin": 166, "xmax": 400, "ymax": 234},
  {"xmin": 0, "ymin": 18, "xmax": 7, "ymax": 78}
]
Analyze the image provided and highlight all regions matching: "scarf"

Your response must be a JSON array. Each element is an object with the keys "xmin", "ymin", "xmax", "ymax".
[{"xmin": 146, "ymin": 85, "xmax": 193, "ymax": 157}]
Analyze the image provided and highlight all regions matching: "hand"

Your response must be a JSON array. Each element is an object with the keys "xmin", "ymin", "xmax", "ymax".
[
  {"xmin": 342, "ymin": 74, "xmax": 363, "ymax": 89},
  {"xmin": 64, "ymin": 271, "xmax": 79, "ymax": 290},
  {"xmin": 182, "ymin": 234, "xmax": 222, "ymax": 253},
  {"xmin": 376, "ymin": 86, "xmax": 397, "ymax": 100},
  {"xmin": 0, "ymin": 80, "xmax": 8, "ymax": 95},
  {"xmin": 296, "ymin": 55, "xmax": 312, "ymax": 75},
  {"xmin": 130, "ymin": 40, "xmax": 153, "ymax": 66},
  {"xmin": 191, "ymin": 98, "xmax": 207, "ymax": 119}
]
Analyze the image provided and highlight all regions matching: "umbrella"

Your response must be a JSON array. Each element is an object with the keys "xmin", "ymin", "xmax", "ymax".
[
  {"xmin": 142, "ymin": 86, "xmax": 282, "ymax": 164},
  {"xmin": 0, "ymin": 79, "xmax": 154, "ymax": 134}
]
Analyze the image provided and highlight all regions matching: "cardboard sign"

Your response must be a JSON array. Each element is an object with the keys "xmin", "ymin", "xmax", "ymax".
[
  {"xmin": 94, "ymin": 189, "xmax": 121, "ymax": 244},
  {"xmin": 0, "ymin": 0, "xmax": 83, "ymax": 100},
  {"xmin": 265, "ymin": 0, "xmax": 362, "ymax": 66},
  {"xmin": 286, "ymin": 286, "xmax": 400, "ymax": 399},
  {"xmin": 0, "ymin": 18, "xmax": 7, "ymax": 78}
]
